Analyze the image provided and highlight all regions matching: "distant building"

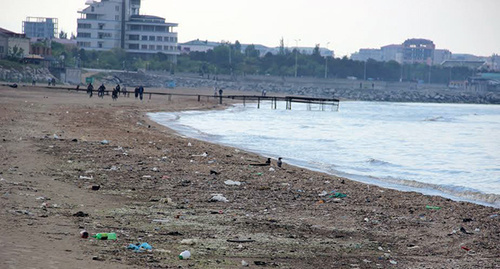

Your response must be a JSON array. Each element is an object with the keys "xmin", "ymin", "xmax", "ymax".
[
  {"xmin": 76, "ymin": 0, "xmax": 179, "ymax": 61},
  {"xmin": 22, "ymin": 17, "xmax": 58, "ymax": 39},
  {"xmin": 433, "ymin": 49, "xmax": 452, "ymax": 65},
  {"xmin": 442, "ymin": 60, "xmax": 486, "ymax": 69},
  {"xmin": 402, "ymin": 38, "xmax": 435, "ymax": 64},
  {"xmin": 179, "ymin": 39, "xmax": 334, "ymax": 57},
  {"xmin": 350, "ymin": 48, "xmax": 382, "ymax": 62},
  {"xmin": 0, "ymin": 27, "xmax": 30, "ymax": 59},
  {"xmin": 381, "ymin": 44, "xmax": 403, "ymax": 63},
  {"xmin": 179, "ymin": 39, "xmax": 219, "ymax": 53}
]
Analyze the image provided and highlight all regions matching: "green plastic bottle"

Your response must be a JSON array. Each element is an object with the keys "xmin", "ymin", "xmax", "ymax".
[{"xmin": 92, "ymin": 233, "xmax": 117, "ymax": 240}]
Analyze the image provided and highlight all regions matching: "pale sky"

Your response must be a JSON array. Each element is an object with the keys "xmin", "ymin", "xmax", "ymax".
[{"xmin": 2, "ymin": 0, "xmax": 499, "ymax": 57}]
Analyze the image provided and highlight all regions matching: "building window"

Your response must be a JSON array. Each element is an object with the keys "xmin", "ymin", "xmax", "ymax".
[
  {"xmin": 115, "ymin": 15, "xmax": 120, "ymax": 21},
  {"xmin": 78, "ymin": 23, "xmax": 91, "ymax": 29},
  {"xmin": 115, "ymin": 5, "xmax": 119, "ymax": 11},
  {"xmin": 91, "ymin": 6, "xmax": 95, "ymax": 12},
  {"xmin": 98, "ymin": 23, "xmax": 104, "ymax": 30},
  {"xmin": 77, "ymin": 32, "xmax": 91, "ymax": 38},
  {"xmin": 129, "ymin": 44, "xmax": 139, "ymax": 50},
  {"xmin": 129, "ymin": 35, "xmax": 139, "ymax": 41},
  {"xmin": 141, "ymin": 36, "xmax": 147, "ymax": 41},
  {"xmin": 98, "ymin": 42, "xmax": 103, "ymax": 48},
  {"xmin": 157, "ymin": 45, "xmax": 162, "ymax": 50},
  {"xmin": 149, "ymin": 45, "xmax": 154, "ymax": 50},
  {"xmin": 149, "ymin": 36, "xmax": 155, "ymax": 41},
  {"xmin": 164, "ymin": 45, "xmax": 168, "ymax": 51},
  {"xmin": 157, "ymin": 36, "xmax": 162, "ymax": 41},
  {"xmin": 0, "ymin": 46, "xmax": 4, "ymax": 53},
  {"xmin": 143, "ymin": 25, "xmax": 154, "ymax": 31},
  {"xmin": 141, "ymin": 44, "xmax": 147, "ymax": 50}
]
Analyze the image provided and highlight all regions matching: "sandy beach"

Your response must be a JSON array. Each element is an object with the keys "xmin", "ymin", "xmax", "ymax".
[{"xmin": 0, "ymin": 84, "xmax": 499, "ymax": 269}]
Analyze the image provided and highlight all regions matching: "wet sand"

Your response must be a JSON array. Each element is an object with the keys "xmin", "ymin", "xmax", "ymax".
[{"xmin": 0, "ymin": 84, "xmax": 499, "ymax": 268}]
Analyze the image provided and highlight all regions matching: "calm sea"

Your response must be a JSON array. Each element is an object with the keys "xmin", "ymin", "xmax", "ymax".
[{"xmin": 148, "ymin": 101, "xmax": 500, "ymax": 208}]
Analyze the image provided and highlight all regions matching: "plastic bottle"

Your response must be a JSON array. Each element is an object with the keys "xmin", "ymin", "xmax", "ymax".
[
  {"xmin": 179, "ymin": 250, "xmax": 191, "ymax": 260},
  {"xmin": 92, "ymin": 233, "xmax": 117, "ymax": 240}
]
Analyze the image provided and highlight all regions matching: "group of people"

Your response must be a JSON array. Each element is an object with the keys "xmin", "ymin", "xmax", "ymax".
[{"xmin": 86, "ymin": 83, "xmax": 144, "ymax": 100}]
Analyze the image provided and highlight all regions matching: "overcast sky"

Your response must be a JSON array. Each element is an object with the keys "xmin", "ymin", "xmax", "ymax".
[{"xmin": 2, "ymin": 0, "xmax": 499, "ymax": 57}]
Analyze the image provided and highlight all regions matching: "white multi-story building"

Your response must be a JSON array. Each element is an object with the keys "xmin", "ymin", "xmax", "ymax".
[{"xmin": 77, "ymin": 0, "xmax": 178, "ymax": 61}]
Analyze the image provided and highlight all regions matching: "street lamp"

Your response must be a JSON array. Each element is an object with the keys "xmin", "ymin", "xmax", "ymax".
[
  {"xmin": 294, "ymin": 39, "xmax": 300, "ymax": 78},
  {"xmin": 363, "ymin": 60, "xmax": 367, "ymax": 81},
  {"xmin": 324, "ymin": 42, "xmax": 330, "ymax": 79}
]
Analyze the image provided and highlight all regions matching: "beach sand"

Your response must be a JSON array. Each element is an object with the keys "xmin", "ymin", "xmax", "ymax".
[{"xmin": 0, "ymin": 84, "xmax": 498, "ymax": 268}]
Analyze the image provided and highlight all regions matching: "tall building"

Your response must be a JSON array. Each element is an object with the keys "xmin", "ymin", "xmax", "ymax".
[
  {"xmin": 22, "ymin": 17, "xmax": 58, "ymax": 39},
  {"xmin": 402, "ymin": 38, "xmax": 435, "ymax": 64},
  {"xmin": 77, "ymin": 0, "xmax": 179, "ymax": 61}
]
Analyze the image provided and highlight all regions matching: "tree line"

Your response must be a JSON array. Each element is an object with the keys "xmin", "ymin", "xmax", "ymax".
[{"xmin": 46, "ymin": 40, "xmax": 483, "ymax": 84}]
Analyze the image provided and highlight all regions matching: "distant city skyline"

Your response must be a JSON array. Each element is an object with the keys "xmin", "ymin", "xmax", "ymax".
[{"xmin": 2, "ymin": 0, "xmax": 499, "ymax": 57}]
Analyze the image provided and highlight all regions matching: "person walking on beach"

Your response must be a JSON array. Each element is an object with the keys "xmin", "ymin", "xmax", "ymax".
[
  {"xmin": 87, "ymin": 83, "xmax": 94, "ymax": 98},
  {"xmin": 98, "ymin": 83, "xmax": 106, "ymax": 98},
  {"xmin": 138, "ymin": 85, "xmax": 144, "ymax": 101},
  {"xmin": 112, "ymin": 87, "xmax": 118, "ymax": 100},
  {"xmin": 218, "ymin": 88, "xmax": 223, "ymax": 104},
  {"xmin": 134, "ymin": 87, "xmax": 139, "ymax": 99}
]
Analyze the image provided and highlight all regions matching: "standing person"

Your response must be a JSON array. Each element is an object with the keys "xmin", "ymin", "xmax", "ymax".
[
  {"xmin": 112, "ymin": 87, "xmax": 118, "ymax": 100},
  {"xmin": 139, "ymin": 85, "xmax": 144, "ymax": 101},
  {"xmin": 116, "ymin": 84, "xmax": 121, "ymax": 95},
  {"xmin": 122, "ymin": 85, "xmax": 127, "ymax": 96},
  {"xmin": 47, "ymin": 78, "xmax": 51, "ymax": 86},
  {"xmin": 214, "ymin": 86, "xmax": 218, "ymax": 97},
  {"xmin": 87, "ymin": 83, "xmax": 94, "ymax": 98},
  {"xmin": 98, "ymin": 83, "xmax": 106, "ymax": 98},
  {"xmin": 218, "ymin": 88, "xmax": 223, "ymax": 105},
  {"xmin": 51, "ymin": 78, "xmax": 56, "ymax": 86},
  {"xmin": 134, "ymin": 87, "xmax": 139, "ymax": 99}
]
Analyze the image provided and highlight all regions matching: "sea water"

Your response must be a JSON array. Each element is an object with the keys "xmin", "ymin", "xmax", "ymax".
[{"xmin": 148, "ymin": 101, "xmax": 500, "ymax": 208}]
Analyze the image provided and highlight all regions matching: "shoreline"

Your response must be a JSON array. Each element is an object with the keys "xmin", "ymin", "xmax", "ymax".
[
  {"xmin": 1, "ymin": 85, "xmax": 499, "ymax": 268},
  {"xmin": 148, "ymin": 105, "xmax": 500, "ymax": 209}
]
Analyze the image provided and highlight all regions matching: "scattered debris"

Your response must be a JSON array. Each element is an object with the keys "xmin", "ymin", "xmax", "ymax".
[
  {"xmin": 179, "ymin": 250, "xmax": 191, "ymax": 260},
  {"xmin": 224, "ymin": 180, "xmax": 242, "ymax": 186},
  {"xmin": 209, "ymin": 194, "xmax": 229, "ymax": 203},
  {"xmin": 73, "ymin": 211, "xmax": 88, "ymax": 217}
]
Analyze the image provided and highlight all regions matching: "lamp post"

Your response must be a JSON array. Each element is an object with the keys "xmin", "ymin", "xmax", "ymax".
[
  {"xmin": 324, "ymin": 42, "xmax": 330, "ymax": 79},
  {"xmin": 294, "ymin": 39, "xmax": 300, "ymax": 78},
  {"xmin": 363, "ymin": 60, "xmax": 367, "ymax": 81}
]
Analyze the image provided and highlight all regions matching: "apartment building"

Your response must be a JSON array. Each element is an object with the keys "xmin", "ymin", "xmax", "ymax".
[
  {"xmin": 76, "ymin": 0, "xmax": 178, "ymax": 61},
  {"xmin": 22, "ymin": 17, "xmax": 58, "ymax": 39}
]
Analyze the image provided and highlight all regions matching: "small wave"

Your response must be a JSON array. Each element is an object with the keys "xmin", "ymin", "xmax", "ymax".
[
  {"xmin": 375, "ymin": 176, "xmax": 500, "ymax": 208},
  {"xmin": 366, "ymin": 158, "xmax": 401, "ymax": 168},
  {"xmin": 423, "ymin": 116, "xmax": 444, "ymax": 122}
]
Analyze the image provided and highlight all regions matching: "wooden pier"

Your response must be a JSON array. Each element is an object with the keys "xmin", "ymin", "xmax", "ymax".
[{"xmin": 226, "ymin": 95, "xmax": 340, "ymax": 111}]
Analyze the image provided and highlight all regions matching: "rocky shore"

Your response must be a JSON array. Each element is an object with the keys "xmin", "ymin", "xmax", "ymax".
[
  {"xmin": 103, "ymin": 71, "xmax": 500, "ymax": 104},
  {"xmin": 1, "ymin": 85, "xmax": 499, "ymax": 268}
]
